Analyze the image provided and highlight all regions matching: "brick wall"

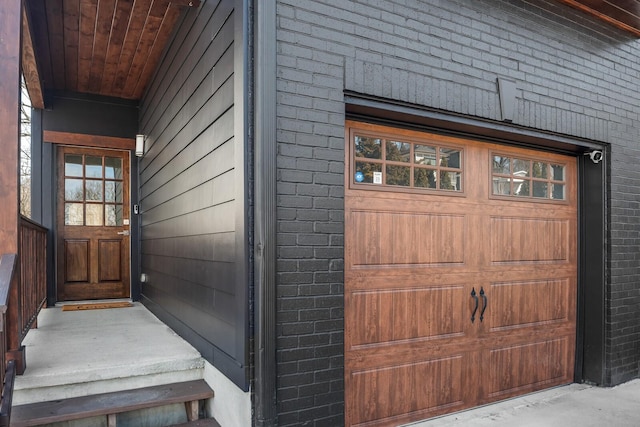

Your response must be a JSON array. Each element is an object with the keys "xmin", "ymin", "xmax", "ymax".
[{"xmin": 275, "ymin": 0, "xmax": 640, "ymax": 424}]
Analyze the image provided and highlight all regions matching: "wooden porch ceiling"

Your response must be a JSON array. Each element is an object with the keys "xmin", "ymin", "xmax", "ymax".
[
  {"xmin": 557, "ymin": 0, "xmax": 640, "ymax": 36},
  {"xmin": 22, "ymin": 0, "xmax": 200, "ymax": 109}
]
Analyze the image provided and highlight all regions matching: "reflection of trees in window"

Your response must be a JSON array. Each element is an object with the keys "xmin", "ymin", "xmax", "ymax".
[
  {"xmin": 353, "ymin": 131, "xmax": 462, "ymax": 192},
  {"xmin": 492, "ymin": 153, "xmax": 566, "ymax": 200},
  {"xmin": 355, "ymin": 136, "xmax": 381, "ymax": 159},
  {"xmin": 385, "ymin": 141, "xmax": 410, "ymax": 186},
  {"xmin": 415, "ymin": 168, "xmax": 436, "ymax": 189}
]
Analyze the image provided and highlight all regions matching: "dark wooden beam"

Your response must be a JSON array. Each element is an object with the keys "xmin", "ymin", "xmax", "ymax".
[
  {"xmin": 169, "ymin": 0, "xmax": 201, "ymax": 7},
  {"xmin": 557, "ymin": 0, "xmax": 640, "ymax": 37},
  {"xmin": 22, "ymin": 4, "xmax": 44, "ymax": 109},
  {"xmin": 43, "ymin": 130, "xmax": 135, "ymax": 150},
  {"xmin": 0, "ymin": 0, "xmax": 22, "ymax": 256}
]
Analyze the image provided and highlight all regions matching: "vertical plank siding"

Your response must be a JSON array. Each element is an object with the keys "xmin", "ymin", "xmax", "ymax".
[{"xmin": 139, "ymin": 0, "xmax": 246, "ymax": 388}]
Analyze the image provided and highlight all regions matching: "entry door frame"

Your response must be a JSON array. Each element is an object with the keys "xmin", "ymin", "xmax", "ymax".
[
  {"xmin": 345, "ymin": 92, "xmax": 609, "ymax": 385},
  {"xmin": 55, "ymin": 145, "xmax": 132, "ymax": 301}
]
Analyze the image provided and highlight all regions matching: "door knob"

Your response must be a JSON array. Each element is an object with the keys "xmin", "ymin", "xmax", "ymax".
[{"xmin": 117, "ymin": 230, "xmax": 130, "ymax": 236}]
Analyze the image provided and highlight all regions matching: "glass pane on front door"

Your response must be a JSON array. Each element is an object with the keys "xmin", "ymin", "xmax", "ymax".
[{"xmin": 64, "ymin": 153, "xmax": 125, "ymax": 226}]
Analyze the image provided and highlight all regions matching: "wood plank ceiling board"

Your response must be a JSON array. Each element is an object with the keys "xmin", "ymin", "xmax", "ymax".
[
  {"xmin": 99, "ymin": 0, "xmax": 135, "ymax": 96},
  {"xmin": 77, "ymin": 0, "xmax": 99, "ymax": 93},
  {"xmin": 87, "ymin": 0, "xmax": 117, "ymax": 93},
  {"xmin": 62, "ymin": 0, "xmax": 80, "ymax": 91},
  {"xmin": 111, "ymin": 0, "xmax": 154, "ymax": 98},
  {"xmin": 25, "ymin": 1, "xmax": 54, "ymax": 89},
  {"xmin": 22, "ymin": 5, "xmax": 45, "ymax": 109},
  {"xmin": 45, "ymin": 0, "xmax": 66, "ymax": 90},
  {"xmin": 23, "ymin": 0, "xmax": 200, "ymax": 102},
  {"xmin": 557, "ymin": 0, "xmax": 640, "ymax": 36},
  {"xmin": 131, "ymin": 5, "xmax": 183, "ymax": 99}
]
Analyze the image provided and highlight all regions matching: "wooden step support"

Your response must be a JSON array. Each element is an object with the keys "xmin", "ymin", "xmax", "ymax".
[{"xmin": 10, "ymin": 380, "xmax": 214, "ymax": 427}]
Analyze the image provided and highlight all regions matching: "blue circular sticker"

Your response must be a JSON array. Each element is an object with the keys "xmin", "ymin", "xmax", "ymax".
[{"xmin": 355, "ymin": 171, "xmax": 364, "ymax": 182}]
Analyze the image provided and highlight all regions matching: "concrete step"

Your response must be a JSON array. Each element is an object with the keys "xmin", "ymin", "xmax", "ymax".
[{"xmin": 13, "ymin": 303, "xmax": 206, "ymax": 406}]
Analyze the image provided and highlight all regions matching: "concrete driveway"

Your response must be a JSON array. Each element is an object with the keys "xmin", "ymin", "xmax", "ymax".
[{"xmin": 406, "ymin": 379, "xmax": 640, "ymax": 427}]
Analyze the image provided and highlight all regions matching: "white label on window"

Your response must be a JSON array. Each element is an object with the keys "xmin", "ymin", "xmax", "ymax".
[{"xmin": 373, "ymin": 172, "xmax": 382, "ymax": 184}]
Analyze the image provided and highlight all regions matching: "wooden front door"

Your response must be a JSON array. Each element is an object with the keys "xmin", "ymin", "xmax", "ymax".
[
  {"xmin": 344, "ymin": 121, "xmax": 577, "ymax": 427},
  {"xmin": 56, "ymin": 147, "xmax": 131, "ymax": 301}
]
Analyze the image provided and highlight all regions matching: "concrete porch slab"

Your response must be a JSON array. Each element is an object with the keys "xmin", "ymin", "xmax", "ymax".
[{"xmin": 14, "ymin": 302, "xmax": 205, "ymax": 405}]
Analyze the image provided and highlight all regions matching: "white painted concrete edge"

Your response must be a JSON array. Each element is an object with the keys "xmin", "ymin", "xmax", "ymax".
[{"xmin": 203, "ymin": 361, "xmax": 251, "ymax": 427}]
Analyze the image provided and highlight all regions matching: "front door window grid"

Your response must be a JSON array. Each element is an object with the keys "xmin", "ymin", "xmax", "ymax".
[{"xmin": 64, "ymin": 154, "xmax": 124, "ymax": 226}]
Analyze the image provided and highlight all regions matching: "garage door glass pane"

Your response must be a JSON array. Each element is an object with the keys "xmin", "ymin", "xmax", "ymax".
[
  {"xmin": 387, "ymin": 141, "xmax": 410, "ymax": 162},
  {"xmin": 492, "ymin": 154, "xmax": 566, "ymax": 201},
  {"xmin": 552, "ymin": 164, "xmax": 565, "ymax": 181},
  {"xmin": 415, "ymin": 145, "xmax": 436, "ymax": 166},
  {"xmin": 533, "ymin": 161, "xmax": 548, "ymax": 178},
  {"xmin": 415, "ymin": 169, "xmax": 437, "ymax": 189},
  {"xmin": 440, "ymin": 171, "xmax": 461, "ymax": 191},
  {"xmin": 533, "ymin": 181, "xmax": 548, "ymax": 198},
  {"xmin": 355, "ymin": 162, "xmax": 382, "ymax": 183},
  {"xmin": 552, "ymin": 184, "xmax": 565, "ymax": 200},
  {"xmin": 386, "ymin": 165, "xmax": 410, "ymax": 186},
  {"xmin": 441, "ymin": 148, "xmax": 461, "ymax": 168},
  {"xmin": 352, "ymin": 131, "xmax": 463, "ymax": 193},
  {"xmin": 493, "ymin": 156, "xmax": 510, "ymax": 174},
  {"xmin": 355, "ymin": 136, "xmax": 382, "ymax": 159},
  {"xmin": 493, "ymin": 177, "xmax": 511, "ymax": 195},
  {"xmin": 513, "ymin": 159, "xmax": 530, "ymax": 177}
]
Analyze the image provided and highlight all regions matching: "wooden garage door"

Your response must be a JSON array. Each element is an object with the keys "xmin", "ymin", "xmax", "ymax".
[{"xmin": 344, "ymin": 121, "xmax": 577, "ymax": 427}]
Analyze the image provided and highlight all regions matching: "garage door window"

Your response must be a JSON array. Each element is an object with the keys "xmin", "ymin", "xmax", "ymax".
[
  {"xmin": 352, "ymin": 131, "xmax": 463, "ymax": 192},
  {"xmin": 492, "ymin": 154, "xmax": 566, "ymax": 200}
]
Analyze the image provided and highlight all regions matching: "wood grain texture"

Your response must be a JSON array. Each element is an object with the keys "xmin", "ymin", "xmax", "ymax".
[
  {"xmin": 24, "ymin": 0, "xmax": 199, "ymax": 100},
  {"xmin": 11, "ymin": 380, "xmax": 213, "ymax": 426},
  {"xmin": 21, "ymin": 5, "xmax": 44, "ymax": 109},
  {"xmin": 344, "ymin": 122, "xmax": 577, "ymax": 426},
  {"xmin": 64, "ymin": 240, "xmax": 89, "ymax": 282},
  {"xmin": 98, "ymin": 240, "xmax": 122, "ymax": 281},
  {"xmin": 0, "ymin": 0, "xmax": 21, "ymax": 255},
  {"xmin": 557, "ymin": 0, "xmax": 640, "ymax": 36},
  {"xmin": 56, "ymin": 147, "xmax": 130, "ymax": 301},
  {"xmin": 44, "ymin": 131, "xmax": 135, "ymax": 150}
]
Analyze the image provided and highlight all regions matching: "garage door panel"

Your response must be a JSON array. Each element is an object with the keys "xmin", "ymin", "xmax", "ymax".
[
  {"xmin": 348, "ymin": 355, "xmax": 470, "ymax": 426},
  {"xmin": 345, "ymin": 121, "xmax": 577, "ymax": 427},
  {"xmin": 490, "ymin": 217, "xmax": 570, "ymax": 263},
  {"xmin": 483, "ymin": 337, "xmax": 573, "ymax": 401},
  {"xmin": 488, "ymin": 279, "xmax": 572, "ymax": 331},
  {"xmin": 349, "ymin": 210, "xmax": 466, "ymax": 267},
  {"xmin": 347, "ymin": 286, "xmax": 467, "ymax": 348}
]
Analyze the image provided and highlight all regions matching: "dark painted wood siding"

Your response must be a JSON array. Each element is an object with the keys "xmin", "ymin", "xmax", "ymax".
[{"xmin": 138, "ymin": 0, "xmax": 247, "ymax": 389}]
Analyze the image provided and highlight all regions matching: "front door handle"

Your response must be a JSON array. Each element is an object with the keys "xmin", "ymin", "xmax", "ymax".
[{"xmin": 117, "ymin": 230, "xmax": 130, "ymax": 236}]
